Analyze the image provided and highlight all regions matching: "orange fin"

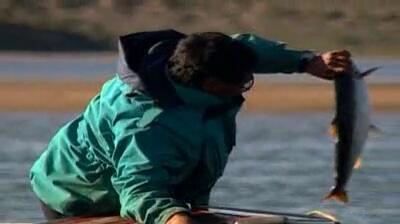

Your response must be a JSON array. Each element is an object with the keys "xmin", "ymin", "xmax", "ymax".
[
  {"xmin": 328, "ymin": 124, "xmax": 338, "ymax": 138},
  {"xmin": 354, "ymin": 157, "xmax": 362, "ymax": 169},
  {"xmin": 323, "ymin": 189, "xmax": 349, "ymax": 203},
  {"xmin": 328, "ymin": 117, "xmax": 338, "ymax": 139}
]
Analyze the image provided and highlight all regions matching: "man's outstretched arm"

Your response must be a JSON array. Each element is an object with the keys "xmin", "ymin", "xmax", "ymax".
[{"xmin": 231, "ymin": 33, "xmax": 351, "ymax": 79}]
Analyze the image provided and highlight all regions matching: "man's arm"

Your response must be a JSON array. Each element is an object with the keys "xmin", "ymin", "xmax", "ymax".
[
  {"xmin": 231, "ymin": 33, "xmax": 352, "ymax": 79},
  {"xmin": 231, "ymin": 33, "xmax": 307, "ymax": 74},
  {"xmin": 111, "ymin": 122, "xmax": 195, "ymax": 224}
]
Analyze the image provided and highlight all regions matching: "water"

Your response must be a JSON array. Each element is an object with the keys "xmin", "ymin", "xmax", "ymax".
[
  {"xmin": 0, "ymin": 112, "xmax": 399, "ymax": 223},
  {"xmin": 0, "ymin": 55, "xmax": 399, "ymax": 83}
]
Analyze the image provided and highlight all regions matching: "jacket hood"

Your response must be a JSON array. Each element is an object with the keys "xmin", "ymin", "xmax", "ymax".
[
  {"xmin": 116, "ymin": 30, "xmax": 186, "ymax": 107},
  {"xmin": 116, "ymin": 30, "xmax": 244, "ymax": 112}
]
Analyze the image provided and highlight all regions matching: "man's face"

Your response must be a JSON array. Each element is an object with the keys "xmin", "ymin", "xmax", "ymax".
[{"xmin": 200, "ymin": 73, "xmax": 254, "ymax": 97}]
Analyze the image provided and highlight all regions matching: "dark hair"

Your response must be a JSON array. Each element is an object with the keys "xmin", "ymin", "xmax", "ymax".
[{"xmin": 167, "ymin": 32, "xmax": 256, "ymax": 87}]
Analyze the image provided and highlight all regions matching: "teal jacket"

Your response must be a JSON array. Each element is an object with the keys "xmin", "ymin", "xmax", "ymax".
[{"xmin": 30, "ymin": 31, "xmax": 308, "ymax": 224}]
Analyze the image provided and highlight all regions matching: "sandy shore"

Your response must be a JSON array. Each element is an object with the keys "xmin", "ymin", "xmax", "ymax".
[{"xmin": 0, "ymin": 79, "xmax": 399, "ymax": 113}]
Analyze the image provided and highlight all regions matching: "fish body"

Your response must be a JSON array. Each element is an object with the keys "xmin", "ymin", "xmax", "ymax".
[{"xmin": 324, "ymin": 66, "xmax": 378, "ymax": 203}]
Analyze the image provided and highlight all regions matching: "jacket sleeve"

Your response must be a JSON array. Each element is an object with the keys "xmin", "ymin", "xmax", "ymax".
[
  {"xmin": 111, "ymin": 122, "xmax": 190, "ymax": 224},
  {"xmin": 231, "ymin": 33, "xmax": 310, "ymax": 74}
]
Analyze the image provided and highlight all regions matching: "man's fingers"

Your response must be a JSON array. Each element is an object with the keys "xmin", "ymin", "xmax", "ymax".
[
  {"xmin": 308, "ymin": 51, "xmax": 353, "ymax": 80},
  {"xmin": 327, "ymin": 50, "xmax": 352, "ymax": 73},
  {"xmin": 327, "ymin": 61, "xmax": 351, "ymax": 73},
  {"xmin": 322, "ymin": 51, "xmax": 351, "ymax": 65},
  {"xmin": 331, "ymin": 50, "xmax": 351, "ymax": 58},
  {"xmin": 330, "ymin": 59, "xmax": 350, "ymax": 68},
  {"xmin": 328, "ymin": 60, "xmax": 348, "ymax": 68},
  {"xmin": 330, "ymin": 67, "xmax": 347, "ymax": 73},
  {"xmin": 332, "ymin": 55, "xmax": 351, "ymax": 61}
]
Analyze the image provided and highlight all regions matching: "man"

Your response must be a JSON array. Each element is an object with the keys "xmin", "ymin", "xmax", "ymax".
[{"xmin": 30, "ymin": 30, "xmax": 351, "ymax": 224}]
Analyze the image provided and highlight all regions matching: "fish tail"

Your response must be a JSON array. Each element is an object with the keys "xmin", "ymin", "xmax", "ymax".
[{"xmin": 323, "ymin": 187, "xmax": 349, "ymax": 203}]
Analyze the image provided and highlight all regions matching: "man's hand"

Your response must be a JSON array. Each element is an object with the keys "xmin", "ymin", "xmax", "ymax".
[
  {"xmin": 305, "ymin": 50, "xmax": 352, "ymax": 80},
  {"xmin": 166, "ymin": 212, "xmax": 230, "ymax": 224},
  {"xmin": 166, "ymin": 212, "xmax": 198, "ymax": 224}
]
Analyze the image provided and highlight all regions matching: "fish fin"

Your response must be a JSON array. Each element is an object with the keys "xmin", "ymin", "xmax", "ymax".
[
  {"xmin": 307, "ymin": 210, "xmax": 339, "ymax": 222},
  {"xmin": 369, "ymin": 124, "xmax": 383, "ymax": 137},
  {"xmin": 328, "ymin": 125, "xmax": 338, "ymax": 138},
  {"xmin": 323, "ymin": 188, "xmax": 349, "ymax": 203},
  {"xmin": 354, "ymin": 157, "xmax": 362, "ymax": 169},
  {"xmin": 360, "ymin": 66, "xmax": 380, "ymax": 78},
  {"xmin": 328, "ymin": 117, "xmax": 338, "ymax": 138}
]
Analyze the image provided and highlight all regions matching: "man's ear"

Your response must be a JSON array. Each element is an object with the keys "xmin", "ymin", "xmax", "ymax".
[
  {"xmin": 201, "ymin": 78, "xmax": 220, "ymax": 92},
  {"xmin": 201, "ymin": 78, "xmax": 245, "ymax": 97}
]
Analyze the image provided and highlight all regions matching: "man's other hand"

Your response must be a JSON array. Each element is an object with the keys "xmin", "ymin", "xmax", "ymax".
[
  {"xmin": 166, "ymin": 212, "xmax": 198, "ymax": 224},
  {"xmin": 305, "ymin": 50, "xmax": 352, "ymax": 80},
  {"xmin": 166, "ymin": 212, "xmax": 230, "ymax": 224}
]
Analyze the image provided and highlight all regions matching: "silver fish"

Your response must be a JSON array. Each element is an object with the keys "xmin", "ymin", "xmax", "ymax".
[{"xmin": 324, "ymin": 65, "xmax": 379, "ymax": 203}]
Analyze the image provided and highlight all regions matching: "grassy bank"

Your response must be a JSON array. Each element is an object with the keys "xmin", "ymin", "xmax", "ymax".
[
  {"xmin": 0, "ymin": 0, "xmax": 399, "ymax": 56},
  {"xmin": 1, "ymin": 79, "xmax": 399, "ymax": 113}
]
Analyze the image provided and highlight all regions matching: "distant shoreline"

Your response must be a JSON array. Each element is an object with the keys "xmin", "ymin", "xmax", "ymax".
[
  {"xmin": 1, "ymin": 79, "xmax": 399, "ymax": 112},
  {"xmin": 2, "ymin": 1, "xmax": 400, "ymax": 57}
]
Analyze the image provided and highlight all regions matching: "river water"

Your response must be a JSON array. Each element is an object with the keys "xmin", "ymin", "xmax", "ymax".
[
  {"xmin": 0, "ymin": 54, "xmax": 399, "ymax": 223},
  {"xmin": 0, "ymin": 112, "xmax": 399, "ymax": 223},
  {"xmin": 0, "ymin": 55, "xmax": 399, "ymax": 83}
]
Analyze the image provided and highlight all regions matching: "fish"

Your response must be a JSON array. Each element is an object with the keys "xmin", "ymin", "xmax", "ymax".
[{"xmin": 323, "ymin": 65, "xmax": 379, "ymax": 203}]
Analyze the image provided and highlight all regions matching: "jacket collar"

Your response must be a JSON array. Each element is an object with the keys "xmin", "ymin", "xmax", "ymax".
[
  {"xmin": 173, "ymin": 82, "xmax": 245, "ymax": 111},
  {"xmin": 173, "ymin": 83, "xmax": 223, "ymax": 109}
]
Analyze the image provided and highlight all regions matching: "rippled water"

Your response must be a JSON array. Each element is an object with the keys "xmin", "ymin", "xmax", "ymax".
[{"xmin": 0, "ymin": 112, "xmax": 399, "ymax": 223}]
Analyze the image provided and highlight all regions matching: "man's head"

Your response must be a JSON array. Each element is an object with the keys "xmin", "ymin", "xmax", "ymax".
[{"xmin": 167, "ymin": 32, "xmax": 256, "ymax": 96}]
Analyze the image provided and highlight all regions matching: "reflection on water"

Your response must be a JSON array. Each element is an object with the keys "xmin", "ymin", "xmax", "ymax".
[{"xmin": 0, "ymin": 112, "xmax": 399, "ymax": 223}]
